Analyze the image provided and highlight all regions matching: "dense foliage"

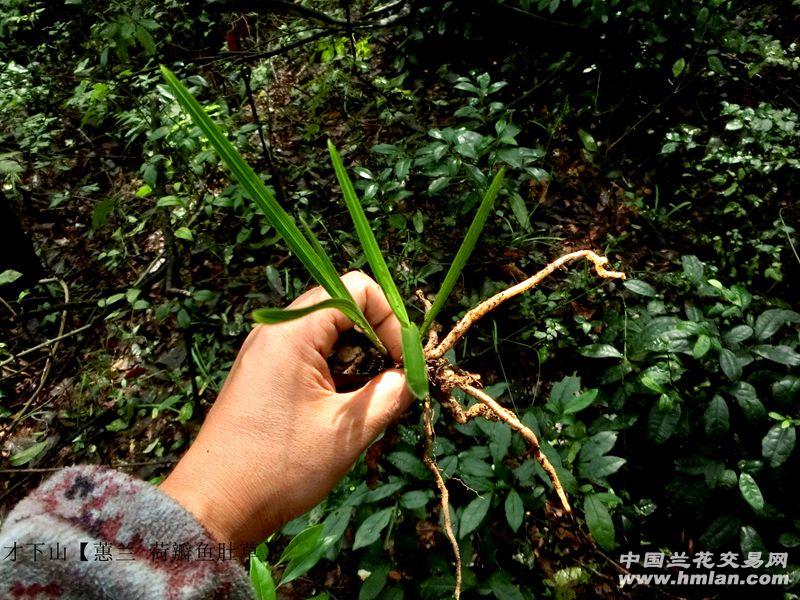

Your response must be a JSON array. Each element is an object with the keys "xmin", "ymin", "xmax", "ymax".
[{"xmin": 1, "ymin": 0, "xmax": 798, "ymax": 598}]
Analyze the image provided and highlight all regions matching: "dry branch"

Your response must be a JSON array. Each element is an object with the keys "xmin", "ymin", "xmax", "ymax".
[{"xmin": 0, "ymin": 324, "xmax": 92, "ymax": 369}]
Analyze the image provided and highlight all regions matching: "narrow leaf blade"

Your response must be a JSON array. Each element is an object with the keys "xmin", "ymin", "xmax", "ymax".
[
  {"xmin": 161, "ymin": 67, "xmax": 330, "ymax": 289},
  {"xmin": 422, "ymin": 168, "xmax": 505, "ymax": 333},
  {"xmin": 299, "ymin": 215, "xmax": 334, "ymax": 265},
  {"xmin": 328, "ymin": 140, "xmax": 410, "ymax": 326},
  {"xmin": 253, "ymin": 298, "xmax": 362, "ymax": 326},
  {"xmin": 297, "ymin": 217, "xmax": 386, "ymax": 352}
]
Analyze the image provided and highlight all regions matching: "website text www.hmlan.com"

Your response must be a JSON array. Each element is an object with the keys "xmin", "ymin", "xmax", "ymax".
[{"xmin": 619, "ymin": 571, "xmax": 790, "ymax": 586}]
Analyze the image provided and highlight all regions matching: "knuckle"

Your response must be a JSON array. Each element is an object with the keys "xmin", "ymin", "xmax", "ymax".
[
  {"xmin": 341, "ymin": 270, "xmax": 374, "ymax": 291},
  {"xmin": 342, "ymin": 269, "xmax": 369, "ymax": 283},
  {"xmin": 290, "ymin": 284, "xmax": 328, "ymax": 308}
]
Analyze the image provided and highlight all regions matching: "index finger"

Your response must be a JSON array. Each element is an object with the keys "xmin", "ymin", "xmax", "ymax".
[{"xmin": 288, "ymin": 271, "xmax": 404, "ymax": 363}]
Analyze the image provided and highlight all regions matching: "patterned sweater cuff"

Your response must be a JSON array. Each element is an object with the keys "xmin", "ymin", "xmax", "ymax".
[{"xmin": 0, "ymin": 465, "xmax": 253, "ymax": 599}]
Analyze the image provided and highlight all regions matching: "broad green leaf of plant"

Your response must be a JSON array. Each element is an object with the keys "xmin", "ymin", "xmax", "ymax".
[
  {"xmin": 91, "ymin": 197, "xmax": 115, "ymax": 230},
  {"xmin": 359, "ymin": 564, "xmax": 390, "ymax": 600},
  {"xmin": 278, "ymin": 524, "xmax": 326, "ymax": 586},
  {"xmin": 681, "ymin": 254, "xmax": 704, "ymax": 284},
  {"xmin": 700, "ymin": 515, "xmax": 740, "ymax": 549},
  {"xmin": 740, "ymin": 525, "xmax": 766, "ymax": 557},
  {"xmin": 504, "ymin": 489, "xmax": 523, "ymax": 532},
  {"xmin": 277, "ymin": 524, "xmax": 324, "ymax": 564},
  {"xmin": 773, "ymin": 376, "xmax": 800, "ymax": 404},
  {"xmin": 400, "ymin": 490, "xmax": 431, "ymax": 510},
  {"xmin": 328, "ymin": 140, "xmax": 428, "ymax": 398},
  {"xmin": 547, "ymin": 374, "xmax": 581, "ymax": 413},
  {"xmin": 731, "ymin": 382, "xmax": 766, "ymax": 422},
  {"xmin": 249, "ymin": 556, "xmax": 277, "ymax": 600},
  {"xmin": 647, "ymin": 401, "xmax": 681, "ymax": 444},
  {"xmin": 159, "ymin": 66, "xmax": 384, "ymax": 352},
  {"xmin": 704, "ymin": 395, "xmax": 729, "ymax": 436},
  {"xmin": 579, "ymin": 455, "xmax": 626, "ymax": 482},
  {"xmin": 578, "ymin": 128, "xmax": 598, "ymax": 152},
  {"xmin": 579, "ymin": 431, "xmax": 618, "ymax": 461},
  {"xmin": 738, "ymin": 472, "xmax": 764, "ymax": 511},
  {"xmin": 280, "ymin": 547, "xmax": 327, "ymax": 587},
  {"xmin": 0, "ymin": 269, "xmax": 22, "ymax": 286},
  {"xmin": 387, "ymin": 451, "xmax": 428, "ymax": 479},
  {"xmin": 672, "ymin": 57, "xmax": 686, "ymax": 77},
  {"xmin": 174, "ymin": 226, "xmax": 193, "ymax": 241},
  {"xmin": 563, "ymin": 388, "xmax": 599, "ymax": 414},
  {"xmin": 421, "ymin": 167, "xmax": 505, "ymax": 334},
  {"xmin": 719, "ymin": 348, "xmax": 742, "ymax": 381},
  {"xmin": 579, "ymin": 344, "xmax": 623, "ymax": 359},
  {"xmin": 754, "ymin": 309, "xmax": 800, "ymax": 341},
  {"xmin": 693, "ymin": 334, "xmax": 712, "ymax": 358},
  {"xmin": 363, "ymin": 481, "xmax": 405, "ymax": 504},
  {"xmin": 487, "ymin": 571, "xmax": 524, "ymax": 600},
  {"xmin": 488, "ymin": 420, "xmax": 512, "ymax": 463},
  {"xmin": 753, "ymin": 344, "xmax": 800, "ymax": 367},
  {"xmin": 723, "ymin": 325, "xmax": 753, "ymax": 345},
  {"xmin": 459, "ymin": 494, "xmax": 492, "ymax": 538},
  {"xmin": 320, "ymin": 506, "xmax": 353, "ymax": 549},
  {"xmin": 762, "ymin": 424, "xmax": 796, "ymax": 467},
  {"xmin": 623, "ymin": 279, "xmax": 657, "ymax": 297},
  {"xmin": 353, "ymin": 507, "xmax": 394, "ymax": 550},
  {"xmin": 584, "ymin": 494, "xmax": 615, "ymax": 550}
]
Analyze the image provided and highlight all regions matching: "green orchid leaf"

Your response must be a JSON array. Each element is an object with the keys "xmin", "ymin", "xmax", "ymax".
[
  {"xmin": 401, "ymin": 323, "xmax": 429, "ymax": 399},
  {"xmin": 422, "ymin": 167, "xmax": 505, "ymax": 333},
  {"xmin": 253, "ymin": 298, "xmax": 363, "ymax": 325},
  {"xmin": 160, "ymin": 66, "xmax": 383, "ymax": 352},
  {"xmin": 328, "ymin": 139, "xmax": 410, "ymax": 327},
  {"xmin": 299, "ymin": 215, "xmax": 334, "ymax": 265}
]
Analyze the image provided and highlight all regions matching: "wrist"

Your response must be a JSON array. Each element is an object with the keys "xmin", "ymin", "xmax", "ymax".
[
  {"xmin": 159, "ymin": 446, "xmax": 282, "ymax": 549},
  {"xmin": 159, "ymin": 468, "xmax": 232, "ymax": 544}
]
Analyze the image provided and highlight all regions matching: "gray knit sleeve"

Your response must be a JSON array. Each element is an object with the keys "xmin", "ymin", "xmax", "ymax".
[{"xmin": 0, "ymin": 465, "xmax": 254, "ymax": 599}]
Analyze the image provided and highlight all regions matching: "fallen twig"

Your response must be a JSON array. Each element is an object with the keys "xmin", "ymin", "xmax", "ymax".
[
  {"xmin": 0, "ymin": 323, "xmax": 92, "ymax": 369},
  {"xmin": 0, "ymin": 295, "xmax": 17, "ymax": 319}
]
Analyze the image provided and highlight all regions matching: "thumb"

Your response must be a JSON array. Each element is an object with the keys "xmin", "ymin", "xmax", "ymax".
[{"xmin": 336, "ymin": 369, "xmax": 415, "ymax": 444}]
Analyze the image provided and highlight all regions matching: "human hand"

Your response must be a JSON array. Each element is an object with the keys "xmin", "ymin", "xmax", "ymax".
[{"xmin": 159, "ymin": 271, "xmax": 413, "ymax": 548}]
